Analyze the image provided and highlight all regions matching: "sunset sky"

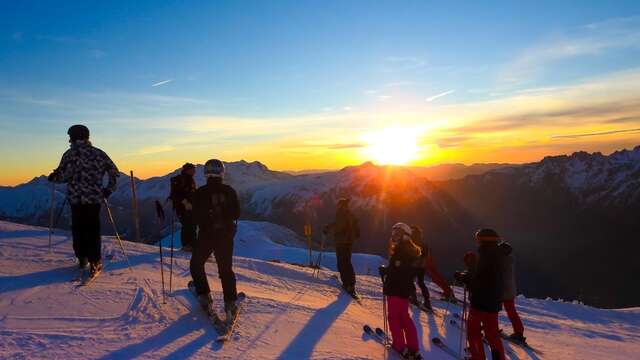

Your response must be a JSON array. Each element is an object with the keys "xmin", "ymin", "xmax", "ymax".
[{"xmin": 1, "ymin": 1, "xmax": 640, "ymax": 185}]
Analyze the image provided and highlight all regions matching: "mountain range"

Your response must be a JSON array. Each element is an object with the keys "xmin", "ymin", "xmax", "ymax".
[{"xmin": 1, "ymin": 146, "xmax": 639, "ymax": 307}]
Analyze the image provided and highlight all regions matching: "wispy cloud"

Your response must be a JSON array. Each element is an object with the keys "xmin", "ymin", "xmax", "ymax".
[
  {"xmin": 551, "ymin": 128, "xmax": 640, "ymax": 139},
  {"xmin": 134, "ymin": 145, "xmax": 176, "ymax": 156},
  {"xmin": 426, "ymin": 90, "xmax": 455, "ymax": 102},
  {"xmin": 151, "ymin": 79, "xmax": 173, "ymax": 87},
  {"xmin": 503, "ymin": 16, "xmax": 640, "ymax": 84}
]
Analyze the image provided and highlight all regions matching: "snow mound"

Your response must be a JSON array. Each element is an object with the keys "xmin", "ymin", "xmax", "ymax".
[{"xmin": 1, "ymin": 220, "xmax": 639, "ymax": 359}]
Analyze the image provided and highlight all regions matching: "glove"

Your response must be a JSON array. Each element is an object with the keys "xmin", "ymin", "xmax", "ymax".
[
  {"xmin": 182, "ymin": 199, "xmax": 193, "ymax": 211},
  {"xmin": 48, "ymin": 170, "xmax": 59, "ymax": 182},
  {"xmin": 378, "ymin": 265, "xmax": 387, "ymax": 278},
  {"xmin": 454, "ymin": 270, "xmax": 468, "ymax": 284},
  {"xmin": 102, "ymin": 188, "xmax": 113, "ymax": 199}
]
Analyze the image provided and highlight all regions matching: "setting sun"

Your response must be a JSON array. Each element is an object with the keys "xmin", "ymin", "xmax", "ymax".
[{"xmin": 361, "ymin": 127, "xmax": 421, "ymax": 165}]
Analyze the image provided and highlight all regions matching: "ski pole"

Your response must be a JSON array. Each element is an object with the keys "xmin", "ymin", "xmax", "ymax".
[
  {"xmin": 169, "ymin": 202, "xmax": 175, "ymax": 294},
  {"xmin": 48, "ymin": 183, "xmax": 56, "ymax": 253},
  {"xmin": 459, "ymin": 286, "xmax": 467, "ymax": 357},
  {"xmin": 103, "ymin": 198, "xmax": 134, "ymax": 273},
  {"xmin": 154, "ymin": 201, "xmax": 167, "ymax": 304},
  {"xmin": 441, "ymin": 293, "xmax": 453, "ymax": 329}
]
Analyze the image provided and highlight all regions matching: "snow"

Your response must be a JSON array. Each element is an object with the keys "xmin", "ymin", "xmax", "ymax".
[{"xmin": 1, "ymin": 220, "xmax": 639, "ymax": 359}]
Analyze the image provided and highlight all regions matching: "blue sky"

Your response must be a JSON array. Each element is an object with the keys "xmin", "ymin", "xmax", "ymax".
[{"xmin": 1, "ymin": 1, "xmax": 640, "ymax": 184}]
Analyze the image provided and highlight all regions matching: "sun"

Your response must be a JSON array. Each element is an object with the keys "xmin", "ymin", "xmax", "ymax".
[{"xmin": 361, "ymin": 127, "xmax": 421, "ymax": 165}]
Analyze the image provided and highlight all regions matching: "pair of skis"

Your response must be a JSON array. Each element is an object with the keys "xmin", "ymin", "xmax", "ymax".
[
  {"xmin": 188, "ymin": 281, "xmax": 246, "ymax": 342},
  {"xmin": 363, "ymin": 324, "xmax": 424, "ymax": 359}
]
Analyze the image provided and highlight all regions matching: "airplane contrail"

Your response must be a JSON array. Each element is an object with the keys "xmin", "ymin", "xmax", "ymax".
[
  {"xmin": 151, "ymin": 79, "xmax": 173, "ymax": 87},
  {"xmin": 551, "ymin": 128, "xmax": 640, "ymax": 139},
  {"xmin": 426, "ymin": 89, "xmax": 455, "ymax": 102}
]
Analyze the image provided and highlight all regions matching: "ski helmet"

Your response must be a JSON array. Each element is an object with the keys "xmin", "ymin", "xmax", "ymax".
[
  {"xmin": 182, "ymin": 162, "xmax": 195, "ymax": 172},
  {"xmin": 391, "ymin": 222, "xmax": 412, "ymax": 241},
  {"xmin": 204, "ymin": 159, "xmax": 225, "ymax": 178},
  {"xmin": 67, "ymin": 124, "xmax": 90, "ymax": 141},
  {"xmin": 474, "ymin": 228, "xmax": 500, "ymax": 242}
]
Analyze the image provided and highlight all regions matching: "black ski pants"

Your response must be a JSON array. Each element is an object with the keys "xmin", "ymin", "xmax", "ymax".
[
  {"xmin": 336, "ymin": 243, "xmax": 356, "ymax": 289},
  {"xmin": 411, "ymin": 267, "xmax": 431, "ymax": 301},
  {"xmin": 178, "ymin": 210, "xmax": 197, "ymax": 247},
  {"xmin": 70, "ymin": 203, "xmax": 102, "ymax": 263},
  {"xmin": 190, "ymin": 228, "xmax": 237, "ymax": 303}
]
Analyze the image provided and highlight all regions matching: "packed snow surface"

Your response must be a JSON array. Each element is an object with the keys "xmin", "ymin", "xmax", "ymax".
[{"xmin": 1, "ymin": 220, "xmax": 639, "ymax": 359}]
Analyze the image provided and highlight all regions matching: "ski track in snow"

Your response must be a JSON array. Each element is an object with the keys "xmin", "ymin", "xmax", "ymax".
[{"xmin": 1, "ymin": 221, "xmax": 639, "ymax": 359}]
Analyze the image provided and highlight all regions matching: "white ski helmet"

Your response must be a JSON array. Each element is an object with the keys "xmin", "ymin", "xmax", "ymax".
[
  {"xmin": 391, "ymin": 222, "xmax": 412, "ymax": 241},
  {"xmin": 204, "ymin": 159, "xmax": 225, "ymax": 178}
]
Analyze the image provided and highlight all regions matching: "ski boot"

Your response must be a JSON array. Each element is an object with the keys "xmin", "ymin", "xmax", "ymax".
[
  {"xmin": 78, "ymin": 257, "xmax": 88, "ymax": 270},
  {"xmin": 197, "ymin": 292, "xmax": 214, "ymax": 313},
  {"xmin": 89, "ymin": 261, "xmax": 102, "ymax": 277},
  {"xmin": 508, "ymin": 332, "xmax": 526, "ymax": 343},
  {"xmin": 401, "ymin": 348, "xmax": 423, "ymax": 360},
  {"xmin": 224, "ymin": 300, "xmax": 239, "ymax": 321}
]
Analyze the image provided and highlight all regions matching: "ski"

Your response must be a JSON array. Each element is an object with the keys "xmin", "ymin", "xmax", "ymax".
[
  {"xmin": 500, "ymin": 332, "xmax": 543, "ymax": 355},
  {"xmin": 363, "ymin": 325, "xmax": 406, "ymax": 358},
  {"xmin": 187, "ymin": 281, "xmax": 227, "ymax": 334},
  {"xmin": 431, "ymin": 338, "xmax": 464, "ymax": 359},
  {"xmin": 374, "ymin": 327, "xmax": 392, "ymax": 345},
  {"xmin": 215, "ymin": 292, "xmax": 247, "ymax": 343}
]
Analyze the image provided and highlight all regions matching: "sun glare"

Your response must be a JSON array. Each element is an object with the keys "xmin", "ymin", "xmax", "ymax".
[{"xmin": 362, "ymin": 127, "xmax": 421, "ymax": 165}]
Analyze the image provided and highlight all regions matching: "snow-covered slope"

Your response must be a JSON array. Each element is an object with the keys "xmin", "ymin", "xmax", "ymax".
[
  {"xmin": 1, "ymin": 220, "xmax": 639, "ymax": 359},
  {"xmin": 159, "ymin": 220, "xmax": 386, "ymax": 276}
]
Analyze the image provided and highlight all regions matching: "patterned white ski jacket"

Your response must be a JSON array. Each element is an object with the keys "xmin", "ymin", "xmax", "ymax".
[{"xmin": 51, "ymin": 141, "xmax": 119, "ymax": 205}]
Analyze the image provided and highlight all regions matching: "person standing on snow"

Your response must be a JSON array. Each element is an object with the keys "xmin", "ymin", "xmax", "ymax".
[
  {"xmin": 455, "ymin": 228, "xmax": 506, "ymax": 360},
  {"xmin": 499, "ymin": 241, "xmax": 526, "ymax": 342},
  {"xmin": 379, "ymin": 223, "xmax": 423, "ymax": 360},
  {"xmin": 169, "ymin": 163, "xmax": 197, "ymax": 251},
  {"xmin": 48, "ymin": 124, "xmax": 119, "ymax": 277},
  {"xmin": 410, "ymin": 225, "xmax": 457, "ymax": 304},
  {"xmin": 190, "ymin": 159, "xmax": 241, "ymax": 317},
  {"xmin": 408, "ymin": 225, "xmax": 433, "ymax": 311},
  {"xmin": 324, "ymin": 198, "xmax": 360, "ymax": 297}
]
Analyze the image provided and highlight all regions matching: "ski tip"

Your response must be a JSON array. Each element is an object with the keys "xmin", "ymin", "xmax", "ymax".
[
  {"xmin": 363, "ymin": 324, "xmax": 373, "ymax": 333},
  {"xmin": 431, "ymin": 337, "xmax": 442, "ymax": 345}
]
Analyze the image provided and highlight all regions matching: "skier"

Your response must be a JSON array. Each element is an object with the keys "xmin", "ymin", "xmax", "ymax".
[
  {"xmin": 454, "ymin": 228, "xmax": 506, "ymax": 360},
  {"xmin": 324, "ymin": 198, "xmax": 360, "ymax": 297},
  {"xmin": 48, "ymin": 124, "xmax": 119, "ymax": 277},
  {"xmin": 169, "ymin": 162, "xmax": 197, "ymax": 251},
  {"xmin": 499, "ymin": 241, "xmax": 526, "ymax": 342},
  {"xmin": 408, "ymin": 225, "xmax": 432, "ymax": 311},
  {"xmin": 379, "ymin": 222, "xmax": 423, "ymax": 360},
  {"xmin": 190, "ymin": 159, "xmax": 241, "ymax": 318}
]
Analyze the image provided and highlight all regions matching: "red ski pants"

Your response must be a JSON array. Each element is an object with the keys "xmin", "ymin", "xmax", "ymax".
[
  {"xmin": 503, "ymin": 298, "xmax": 524, "ymax": 335},
  {"xmin": 467, "ymin": 308, "xmax": 505, "ymax": 360},
  {"xmin": 424, "ymin": 255, "xmax": 453, "ymax": 298},
  {"xmin": 387, "ymin": 296, "xmax": 419, "ymax": 353}
]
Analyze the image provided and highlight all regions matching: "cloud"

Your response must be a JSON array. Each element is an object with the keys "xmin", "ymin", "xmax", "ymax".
[
  {"xmin": 436, "ymin": 136, "xmax": 471, "ymax": 148},
  {"xmin": 37, "ymin": 35, "xmax": 94, "ymax": 45},
  {"xmin": 151, "ymin": 79, "xmax": 173, "ymax": 87},
  {"xmin": 426, "ymin": 90, "xmax": 455, "ymax": 102},
  {"xmin": 503, "ymin": 16, "xmax": 640, "ymax": 84},
  {"xmin": 326, "ymin": 143, "xmax": 366, "ymax": 149},
  {"xmin": 551, "ymin": 128, "xmax": 640, "ymax": 139},
  {"xmin": 134, "ymin": 145, "xmax": 175, "ymax": 156}
]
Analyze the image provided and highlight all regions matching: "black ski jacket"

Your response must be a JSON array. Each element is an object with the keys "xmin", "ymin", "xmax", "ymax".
[
  {"xmin": 169, "ymin": 172, "xmax": 196, "ymax": 215},
  {"xmin": 462, "ymin": 242, "xmax": 504, "ymax": 313},
  {"xmin": 193, "ymin": 178, "xmax": 240, "ymax": 240},
  {"xmin": 332, "ymin": 208, "xmax": 360, "ymax": 245},
  {"xmin": 383, "ymin": 240, "xmax": 421, "ymax": 298}
]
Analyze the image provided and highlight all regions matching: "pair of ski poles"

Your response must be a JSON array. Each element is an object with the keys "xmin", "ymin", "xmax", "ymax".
[
  {"xmin": 48, "ymin": 184, "xmax": 70, "ymax": 253},
  {"xmin": 312, "ymin": 232, "xmax": 326, "ymax": 278}
]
